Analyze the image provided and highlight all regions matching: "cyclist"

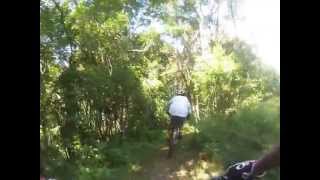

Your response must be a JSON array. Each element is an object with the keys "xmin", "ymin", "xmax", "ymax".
[
  {"xmin": 212, "ymin": 143, "xmax": 280, "ymax": 180},
  {"xmin": 167, "ymin": 89, "xmax": 192, "ymax": 141}
]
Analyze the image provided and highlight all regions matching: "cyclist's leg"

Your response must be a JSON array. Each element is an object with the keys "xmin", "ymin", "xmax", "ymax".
[
  {"xmin": 167, "ymin": 116, "xmax": 177, "ymax": 158},
  {"xmin": 171, "ymin": 116, "xmax": 181, "ymax": 143},
  {"xmin": 168, "ymin": 116, "xmax": 177, "ymax": 141},
  {"xmin": 174, "ymin": 119, "xmax": 180, "ymax": 144},
  {"xmin": 168, "ymin": 116, "xmax": 174, "ymax": 140},
  {"xmin": 178, "ymin": 117, "xmax": 185, "ymax": 139}
]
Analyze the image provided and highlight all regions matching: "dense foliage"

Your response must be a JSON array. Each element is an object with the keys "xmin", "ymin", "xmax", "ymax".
[{"xmin": 40, "ymin": 0, "xmax": 279, "ymax": 179}]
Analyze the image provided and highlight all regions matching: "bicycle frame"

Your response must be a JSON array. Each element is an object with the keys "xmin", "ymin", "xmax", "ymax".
[{"xmin": 167, "ymin": 123, "xmax": 180, "ymax": 158}]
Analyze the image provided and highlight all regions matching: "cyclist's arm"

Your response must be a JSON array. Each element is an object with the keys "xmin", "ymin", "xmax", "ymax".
[{"xmin": 252, "ymin": 144, "xmax": 280, "ymax": 175}]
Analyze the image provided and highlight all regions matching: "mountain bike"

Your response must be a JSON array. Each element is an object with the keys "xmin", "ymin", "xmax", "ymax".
[{"xmin": 167, "ymin": 116, "xmax": 184, "ymax": 158}]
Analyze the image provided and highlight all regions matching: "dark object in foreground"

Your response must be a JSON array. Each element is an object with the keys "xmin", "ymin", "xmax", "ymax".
[{"xmin": 211, "ymin": 160, "xmax": 265, "ymax": 180}]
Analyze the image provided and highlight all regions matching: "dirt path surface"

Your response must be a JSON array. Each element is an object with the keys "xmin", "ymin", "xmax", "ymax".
[{"xmin": 131, "ymin": 135, "xmax": 222, "ymax": 180}]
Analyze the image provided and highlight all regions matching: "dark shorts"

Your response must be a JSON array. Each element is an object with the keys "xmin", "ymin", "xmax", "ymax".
[{"xmin": 170, "ymin": 116, "xmax": 186, "ymax": 129}]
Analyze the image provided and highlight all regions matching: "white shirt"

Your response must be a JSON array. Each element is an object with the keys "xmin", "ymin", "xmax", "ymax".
[{"xmin": 168, "ymin": 95, "xmax": 191, "ymax": 118}]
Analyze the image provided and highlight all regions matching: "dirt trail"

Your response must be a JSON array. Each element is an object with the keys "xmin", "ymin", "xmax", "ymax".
[{"xmin": 131, "ymin": 135, "xmax": 222, "ymax": 180}]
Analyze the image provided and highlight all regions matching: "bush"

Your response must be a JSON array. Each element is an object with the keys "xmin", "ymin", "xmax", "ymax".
[
  {"xmin": 194, "ymin": 97, "xmax": 280, "ymax": 179},
  {"xmin": 43, "ymin": 128, "xmax": 166, "ymax": 180}
]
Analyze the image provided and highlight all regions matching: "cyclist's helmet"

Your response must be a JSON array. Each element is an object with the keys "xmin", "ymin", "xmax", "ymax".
[{"xmin": 176, "ymin": 89, "xmax": 185, "ymax": 96}]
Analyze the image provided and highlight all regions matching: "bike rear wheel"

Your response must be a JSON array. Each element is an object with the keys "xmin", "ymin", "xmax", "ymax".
[{"xmin": 167, "ymin": 127, "xmax": 178, "ymax": 158}]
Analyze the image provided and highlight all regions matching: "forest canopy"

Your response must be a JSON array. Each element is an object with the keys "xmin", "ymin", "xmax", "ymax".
[{"xmin": 40, "ymin": 0, "xmax": 280, "ymax": 179}]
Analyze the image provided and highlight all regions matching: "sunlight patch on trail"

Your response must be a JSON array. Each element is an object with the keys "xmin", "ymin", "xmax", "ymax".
[{"xmin": 130, "ymin": 122, "xmax": 224, "ymax": 180}]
